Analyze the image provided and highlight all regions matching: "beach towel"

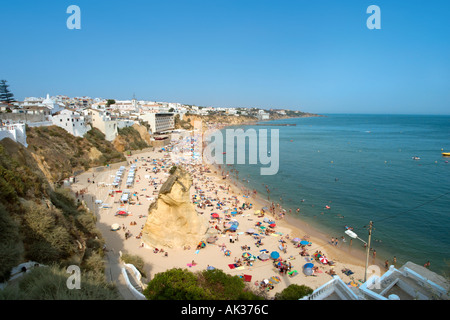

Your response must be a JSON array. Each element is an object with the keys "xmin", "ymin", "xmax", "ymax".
[
  {"xmin": 342, "ymin": 269, "xmax": 354, "ymax": 276},
  {"xmin": 288, "ymin": 270, "xmax": 298, "ymax": 277},
  {"xmin": 195, "ymin": 250, "xmax": 200, "ymax": 254},
  {"xmin": 243, "ymin": 275, "xmax": 252, "ymax": 282}
]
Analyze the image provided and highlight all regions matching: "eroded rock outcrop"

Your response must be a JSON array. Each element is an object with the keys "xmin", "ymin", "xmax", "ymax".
[{"xmin": 142, "ymin": 167, "xmax": 209, "ymax": 248}]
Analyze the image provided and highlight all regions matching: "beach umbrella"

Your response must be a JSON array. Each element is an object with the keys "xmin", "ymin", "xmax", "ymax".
[
  {"xmin": 206, "ymin": 266, "xmax": 215, "ymax": 271},
  {"xmin": 211, "ymin": 213, "xmax": 219, "ymax": 219},
  {"xmin": 263, "ymin": 217, "xmax": 269, "ymax": 223},
  {"xmin": 242, "ymin": 252, "xmax": 251, "ymax": 259},
  {"xmin": 300, "ymin": 240, "xmax": 310, "ymax": 246},
  {"xmin": 303, "ymin": 268, "xmax": 313, "ymax": 276},
  {"xmin": 224, "ymin": 250, "xmax": 231, "ymax": 256},
  {"xmin": 207, "ymin": 236, "xmax": 217, "ymax": 244},
  {"xmin": 198, "ymin": 241, "xmax": 206, "ymax": 248},
  {"xmin": 269, "ymin": 223, "xmax": 276, "ymax": 228},
  {"xmin": 303, "ymin": 263, "xmax": 314, "ymax": 269},
  {"xmin": 320, "ymin": 256, "xmax": 329, "ymax": 264},
  {"xmin": 258, "ymin": 253, "xmax": 269, "ymax": 261},
  {"xmin": 116, "ymin": 210, "xmax": 128, "ymax": 216},
  {"xmin": 246, "ymin": 228, "xmax": 255, "ymax": 234},
  {"xmin": 270, "ymin": 251, "xmax": 280, "ymax": 259},
  {"xmin": 292, "ymin": 238, "xmax": 301, "ymax": 243},
  {"xmin": 111, "ymin": 223, "xmax": 120, "ymax": 231}
]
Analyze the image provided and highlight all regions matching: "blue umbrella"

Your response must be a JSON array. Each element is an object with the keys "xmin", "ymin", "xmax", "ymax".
[
  {"xmin": 270, "ymin": 251, "xmax": 280, "ymax": 259},
  {"xmin": 303, "ymin": 263, "xmax": 314, "ymax": 269},
  {"xmin": 300, "ymin": 240, "xmax": 310, "ymax": 246}
]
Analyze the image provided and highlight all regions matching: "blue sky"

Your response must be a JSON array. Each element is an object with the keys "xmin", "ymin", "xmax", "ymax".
[{"xmin": 1, "ymin": 0, "xmax": 449, "ymax": 114}]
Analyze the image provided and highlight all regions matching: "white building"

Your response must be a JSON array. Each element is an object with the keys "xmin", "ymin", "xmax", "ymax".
[
  {"xmin": 139, "ymin": 112, "xmax": 174, "ymax": 134},
  {"xmin": 0, "ymin": 123, "xmax": 27, "ymax": 147},
  {"xmin": 88, "ymin": 109, "xmax": 118, "ymax": 141},
  {"xmin": 301, "ymin": 261, "xmax": 449, "ymax": 300},
  {"xmin": 52, "ymin": 109, "xmax": 91, "ymax": 137},
  {"xmin": 22, "ymin": 94, "xmax": 64, "ymax": 115},
  {"xmin": 41, "ymin": 94, "xmax": 64, "ymax": 114},
  {"xmin": 257, "ymin": 109, "xmax": 270, "ymax": 120}
]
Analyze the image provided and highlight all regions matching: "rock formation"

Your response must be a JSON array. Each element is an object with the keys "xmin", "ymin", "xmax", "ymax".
[{"xmin": 142, "ymin": 167, "xmax": 209, "ymax": 249}]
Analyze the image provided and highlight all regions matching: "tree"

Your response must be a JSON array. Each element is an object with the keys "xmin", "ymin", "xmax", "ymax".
[
  {"xmin": 143, "ymin": 268, "xmax": 264, "ymax": 300},
  {"xmin": 274, "ymin": 284, "xmax": 313, "ymax": 300},
  {"xmin": 105, "ymin": 99, "xmax": 116, "ymax": 107},
  {"xmin": 0, "ymin": 80, "xmax": 15, "ymax": 103}
]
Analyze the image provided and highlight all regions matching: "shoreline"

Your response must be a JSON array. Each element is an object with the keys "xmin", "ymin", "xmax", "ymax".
[
  {"xmin": 205, "ymin": 122, "xmax": 386, "ymax": 273},
  {"xmin": 210, "ymin": 162, "xmax": 384, "ymax": 273}
]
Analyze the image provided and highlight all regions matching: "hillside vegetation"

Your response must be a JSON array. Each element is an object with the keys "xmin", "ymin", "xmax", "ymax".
[
  {"xmin": 26, "ymin": 126, "xmax": 125, "ymax": 183},
  {"xmin": 113, "ymin": 124, "xmax": 151, "ymax": 153},
  {"xmin": 0, "ymin": 131, "xmax": 122, "ymax": 298}
]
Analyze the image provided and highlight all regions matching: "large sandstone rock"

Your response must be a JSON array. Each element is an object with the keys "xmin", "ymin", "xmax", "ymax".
[{"xmin": 142, "ymin": 167, "xmax": 209, "ymax": 249}]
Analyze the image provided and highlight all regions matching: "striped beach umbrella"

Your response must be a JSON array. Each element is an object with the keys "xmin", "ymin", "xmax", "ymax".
[
  {"xmin": 320, "ymin": 256, "xmax": 329, "ymax": 264},
  {"xmin": 242, "ymin": 252, "xmax": 251, "ymax": 259}
]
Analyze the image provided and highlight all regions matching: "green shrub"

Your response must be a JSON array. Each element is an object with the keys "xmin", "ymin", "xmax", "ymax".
[
  {"xmin": 12, "ymin": 264, "xmax": 120, "ymax": 300},
  {"xmin": 121, "ymin": 253, "xmax": 146, "ymax": 278},
  {"xmin": 143, "ymin": 268, "xmax": 264, "ymax": 300},
  {"xmin": 144, "ymin": 268, "xmax": 208, "ymax": 300},
  {"xmin": 274, "ymin": 284, "xmax": 313, "ymax": 300}
]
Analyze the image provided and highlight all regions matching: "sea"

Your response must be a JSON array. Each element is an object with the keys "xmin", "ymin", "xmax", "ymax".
[{"xmin": 219, "ymin": 114, "xmax": 450, "ymax": 276}]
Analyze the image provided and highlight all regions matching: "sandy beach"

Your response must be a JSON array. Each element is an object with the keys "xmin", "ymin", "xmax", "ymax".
[{"xmin": 70, "ymin": 146, "xmax": 376, "ymax": 299}]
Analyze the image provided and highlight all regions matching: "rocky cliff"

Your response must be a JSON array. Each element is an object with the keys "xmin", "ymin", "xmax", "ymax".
[{"xmin": 142, "ymin": 167, "xmax": 210, "ymax": 249}]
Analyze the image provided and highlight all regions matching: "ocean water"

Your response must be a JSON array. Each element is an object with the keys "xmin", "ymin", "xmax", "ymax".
[{"xmin": 220, "ymin": 114, "xmax": 450, "ymax": 275}]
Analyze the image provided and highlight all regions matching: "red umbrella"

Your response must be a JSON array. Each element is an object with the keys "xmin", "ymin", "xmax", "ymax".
[
  {"xmin": 211, "ymin": 213, "xmax": 219, "ymax": 219},
  {"xmin": 269, "ymin": 223, "xmax": 276, "ymax": 228},
  {"xmin": 320, "ymin": 256, "xmax": 329, "ymax": 264}
]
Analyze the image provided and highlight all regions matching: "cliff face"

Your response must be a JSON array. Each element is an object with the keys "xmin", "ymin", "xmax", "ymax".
[
  {"xmin": 112, "ymin": 124, "xmax": 151, "ymax": 153},
  {"xmin": 142, "ymin": 167, "xmax": 209, "ymax": 249},
  {"xmin": 26, "ymin": 126, "xmax": 125, "ymax": 183}
]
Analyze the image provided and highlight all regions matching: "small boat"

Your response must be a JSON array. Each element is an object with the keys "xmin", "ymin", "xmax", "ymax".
[
  {"xmin": 412, "ymin": 156, "xmax": 420, "ymax": 160},
  {"xmin": 442, "ymin": 152, "xmax": 450, "ymax": 157}
]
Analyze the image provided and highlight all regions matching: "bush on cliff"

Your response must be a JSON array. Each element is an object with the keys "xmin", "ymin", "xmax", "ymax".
[
  {"xmin": 274, "ymin": 284, "xmax": 313, "ymax": 300},
  {"xmin": 143, "ymin": 268, "xmax": 264, "ymax": 300}
]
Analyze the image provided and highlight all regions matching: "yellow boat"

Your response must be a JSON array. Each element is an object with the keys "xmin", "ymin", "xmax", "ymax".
[{"xmin": 443, "ymin": 153, "xmax": 450, "ymax": 157}]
